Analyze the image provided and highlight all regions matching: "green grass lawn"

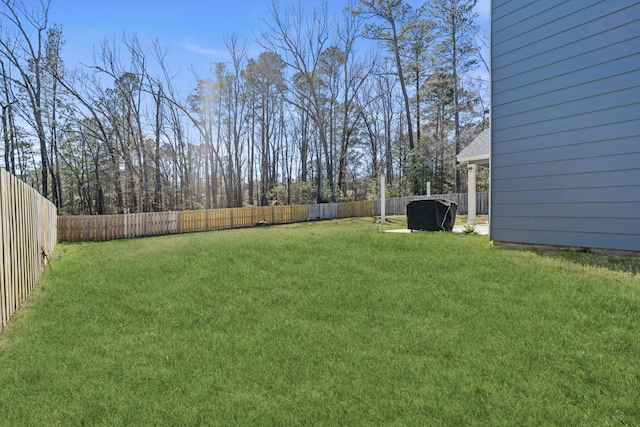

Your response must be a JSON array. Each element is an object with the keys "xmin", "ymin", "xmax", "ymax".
[{"xmin": 1, "ymin": 217, "xmax": 639, "ymax": 426}]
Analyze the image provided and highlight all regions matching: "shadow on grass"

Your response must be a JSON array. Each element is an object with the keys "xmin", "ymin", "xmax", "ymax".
[{"xmin": 532, "ymin": 250, "xmax": 640, "ymax": 276}]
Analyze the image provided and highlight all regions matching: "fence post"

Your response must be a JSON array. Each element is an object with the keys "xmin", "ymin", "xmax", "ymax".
[{"xmin": 380, "ymin": 175, "xmax": 386, "ymax": 224}]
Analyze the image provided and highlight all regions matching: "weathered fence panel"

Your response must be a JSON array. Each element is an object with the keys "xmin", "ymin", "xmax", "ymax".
[
  {"xmin": 0, "ymin": 169, "xmax": 57, "ymax": 331},
  {"xmin": 308, "ymin": 203, "xmax": 338, "ymax": 220}
]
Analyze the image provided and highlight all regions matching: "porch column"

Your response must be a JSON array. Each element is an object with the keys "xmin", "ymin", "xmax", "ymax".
[{"xmin": 467, "ymin": 163, "xmax": 477, "ymax": 226}]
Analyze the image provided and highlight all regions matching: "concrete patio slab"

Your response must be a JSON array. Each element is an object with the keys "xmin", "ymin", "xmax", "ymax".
[{"xmin": 382, "ymin": 223, "xmax": 489, "ymax": 235}]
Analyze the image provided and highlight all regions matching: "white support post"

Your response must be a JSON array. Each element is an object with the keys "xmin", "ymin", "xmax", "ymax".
[
  {"xmin": 468, "ymin": 164, "xmax": 477, "ymax": 226},
  {"xmin": 426, "ymin": 181, "xmax": 431, "ymax": 197},
  {"xmin": 380, "ymin": 174, "xmax": 386, "ymax": 225}
]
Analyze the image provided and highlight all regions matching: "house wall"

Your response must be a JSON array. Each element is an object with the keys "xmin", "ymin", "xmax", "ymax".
[{"xmin": 491, "ymin": 0, "xmax": 640, "ymax": 253}]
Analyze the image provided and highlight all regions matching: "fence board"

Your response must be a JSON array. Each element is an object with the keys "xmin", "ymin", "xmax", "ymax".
[
  {"xmin": 0, "ymin": 170, "xmax": 8, "ymax": 328},
  {"xmin": 0, "ymin": 169, "xmax": 57, "ymax": 331}
]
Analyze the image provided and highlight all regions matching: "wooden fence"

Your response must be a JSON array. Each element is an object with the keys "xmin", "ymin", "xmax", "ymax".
[
  {"xmin": 1, "ymin": 168, "xmax": 57, "ymax": 331},
  {"xmin": 374, "ymin": 192, "xmax": 489, "ymax": 216},
  {"xmin": 58, "ymin": 201, "xmax": 374, "ymax": 242},
  {"xmin": 57, "ymin": 193, "xmax": 488, "ymax": 243}
]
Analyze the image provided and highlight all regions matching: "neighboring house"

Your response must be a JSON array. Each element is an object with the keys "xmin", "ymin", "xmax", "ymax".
[
  {"xmin": 457, "ymin": 128, "xmax": 490, "ymax": 225},
  {"xmin": 491, "ymin": 1, "xmax": 640, "ymax": 253}
]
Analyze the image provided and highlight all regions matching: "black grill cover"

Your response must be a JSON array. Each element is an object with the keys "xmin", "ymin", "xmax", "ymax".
[{"xmin": 407, "ymin": 199, "xmax": 457, "ymax": 231}]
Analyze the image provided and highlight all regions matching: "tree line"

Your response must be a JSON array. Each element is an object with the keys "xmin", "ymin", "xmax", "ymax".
[{"xmin": 0, "ymin": 0, "xmax": 488, "ymax": 215}]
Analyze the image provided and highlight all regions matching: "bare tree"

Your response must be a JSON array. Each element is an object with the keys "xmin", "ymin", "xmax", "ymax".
[
  {"xmin": 224, "ymin": 34, "xmax": 248, "ymax": 207},
  {"xmin": 54, "ymin": 69, "xmax": 125, "ymax": 213},
  {"xmin": 355, "ymin": 0, "xmax": 417, "ymax": 151},
  {"xmin": 334, "ymin": 5, "xmax": 376, "ymax": 197},
  {"xmin": 430, "ymin": 0, "xmax": 478, "ymax": 192},
  {"xmin": 400, "ymin": 16, "xmax": 435, "ymax": 148},
  {"xmin": 42, "ymin": 24, "xmax": 65, "ymax": 207},
  {"xmin": 190, "ymin": 75, "xmax": 219, "ymax": 208},
  {"xmin": 259, "ymin": 0, "xmax": 335, "ymax": 201},
  {"xmin": 0, "ymin": 59, "xmax": 18, "ymax": 174},
  {"xmin": 0, "ymin": 0, "xmax": 52, "ymax": 195},
  {"xmin": 244, "ymin": 51, "xmax": 287, "ymax": 205}
]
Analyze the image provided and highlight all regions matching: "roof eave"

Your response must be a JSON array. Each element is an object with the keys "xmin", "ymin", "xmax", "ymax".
[{"xmin": 457, "ymin": 154, "xmax": 490, "ymax": 164}]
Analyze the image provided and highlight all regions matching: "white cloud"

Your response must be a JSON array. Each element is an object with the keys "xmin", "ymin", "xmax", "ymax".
[{"xmin": 184, "ymin": 41, "xmax": 226, "ymax": 58}]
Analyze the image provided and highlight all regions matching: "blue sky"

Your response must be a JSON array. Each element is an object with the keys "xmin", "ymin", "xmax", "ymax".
[{"xmin": 46, "ymin": 0, "xmax": 490, "ymax": 89}]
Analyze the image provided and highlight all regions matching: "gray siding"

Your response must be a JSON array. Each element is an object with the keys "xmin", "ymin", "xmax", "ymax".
[{"xmin": 491, "ymin": 0, "xmax": 640, "ymax": 252}]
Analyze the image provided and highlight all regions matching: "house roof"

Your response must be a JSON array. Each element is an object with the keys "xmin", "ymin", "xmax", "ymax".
[{"xmin": 457, "ymin": 128, "xmax": 490, "ymax": 167}]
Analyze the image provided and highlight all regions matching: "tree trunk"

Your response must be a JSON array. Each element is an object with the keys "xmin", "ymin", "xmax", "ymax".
[{"xmin": 153, "ymin": 87, "xmax": 163, "ymax": 211}]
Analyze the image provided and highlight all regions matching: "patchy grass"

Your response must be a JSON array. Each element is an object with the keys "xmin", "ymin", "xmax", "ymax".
[{"xmin": 1, "ymin": 217, "xmax": 639, "ymax": 426}]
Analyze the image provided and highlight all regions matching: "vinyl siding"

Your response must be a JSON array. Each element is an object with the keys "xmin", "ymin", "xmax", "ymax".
[{"xmin": 491, "ymin": 0, "xmax": 640, "ymax": 252}]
